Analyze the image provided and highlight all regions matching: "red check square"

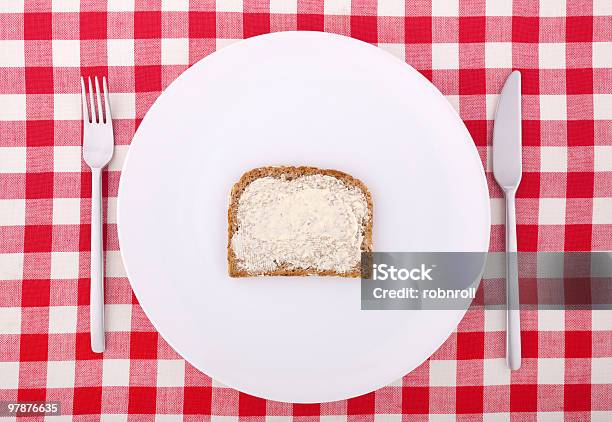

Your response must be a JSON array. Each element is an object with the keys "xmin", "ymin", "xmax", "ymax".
[
  {"xmin": 564, "ymin": 225, "xmax": 592, "ymax": 251},
  {"xmin": 24, "ymin": 13, "xmax": 52, "ymax": 40},
  {"xmin": 134, "ymin": 11, "xmax": 162, "ymax": 39},
  {"xmin": 189, "ymin": 12, "xmax": 216, "ymax": 38},
  {"xmin": 347, "ymin": 392, "xmax": 375, "ymax": 415},
  {"xmin": 135, "ymin": 66, "xmax": 162, "ymax": 92},
  {"xmin": 567, "ymin": 172, "xmax": 594, "ymax": 198},
  {"xmin": 25, "ymin": 67, "xmax": 54, "ymax": 94},
  {"xmin": 130, "ymin": 332, "xmax": 158, "ymax": 359},
  {"xmin": 239, "ymin": 392, "xmax": 266, "ymax": 416},
  {"xmin": 402, "ymin": 387, "xmax": 429, "ymax": 414},
  {"xmin": 459, "ymin": 69, "xmax": 486, "ymax": 95},
  {"xmin": 405, "ymin": 17, "xmax": 432, "ymax": 43},
  {"xmin": 26, "ymin": 173, "xmax": 54, "ymax": 199},
  {"xmin": 73, "ymin": 387, "xmax": 102, "ymax": 415},
  {"xmin": 351, "ymin": 16, "xmax": 378, "ymax": 44},
  {"xmin": 20, "ymin": 334, "xmax": 48, "ymax": 361},
  {"xmin": 459, "ymin": 17, "xmax": 486, "ymax": 43},
  {"xmin": 457, "ymin": 332, "xmax": 484, "ymax": 360},
  {"xmin": 522, "ymin": 330, "xmax": 539, "ymax": 358},
  {"xmin": 510, "ymin": 385, "xmax": 538, "ymax": 412},
  {"xmin": 565, "ymin": 331, "xmax": 592, "ymax": 358},
  {"xmin": 566, "ymin": 17, "xmax": 593, "ymax": 42},
  {"xmin": 564, "ymin": 384, "xmax": 591, "ymax": 411},
  {"xmin": 183, "ymin": 387, "xmax": 212, "ymax": 415},
  {"xmin": 456, "ymin": 386, "xmax": 483, "ymax": 414},
  {"xmin": 80, "ymin": 12, "xmax": 107, "ymax": 40},
  {"xmin": 24, "ymin": 225, "xmax": 52, "ymax": 252},
  {"xmin": 243, "ymin": 13, "xmax": 270, "ymax": 38},
  {"xmin": 566, "ymin": 69, "xmax": 593, "ymax": 95},
  {"xmin": 297, "ymin": 14, "xmax": 324, "ymax": 31},
  {"xmin": 567, "ymin": 120, "xmax": 594, "ymax": 146},
  {"xmin": 21, "ymin": 279, "xmax": 50, "ymax": 307},
  {"xmin": 518, "ymin": 225, "xmax": 539, "ymax": 252},
  {"xmin": 26, "ymin": 120, "xmax": 54, "ymax": 147},
  {"xmin": 128, "ymin": 387, "xmax": 157, "ymax": 414},
  {"xmin": 512, "ymin": 17, "xmax": 539, "ymax": 43},
  {"xmin": 293, "ymin": 404, "xmax": 321, "ymax": 416}
]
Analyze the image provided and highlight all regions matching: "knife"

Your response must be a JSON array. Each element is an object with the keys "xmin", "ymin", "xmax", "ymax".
[{"xmin": 493, "ymin": 70, "xmax": 522, "ymax": 370}]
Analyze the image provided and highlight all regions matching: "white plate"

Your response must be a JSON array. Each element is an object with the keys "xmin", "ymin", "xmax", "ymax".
[{"xmin": 117, "ymin": 32, "xmax": 490, "ymax": 403}]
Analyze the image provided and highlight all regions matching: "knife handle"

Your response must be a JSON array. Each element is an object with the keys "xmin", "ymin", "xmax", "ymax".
[{"xmin": 505, "ymin": 189, "xmax": 521, "ymax": 370}]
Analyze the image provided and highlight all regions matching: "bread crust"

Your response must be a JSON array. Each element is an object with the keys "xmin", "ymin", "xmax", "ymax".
[{"xmin": 228, "ymin": 166, "xmax": 373, "ymax": 277}]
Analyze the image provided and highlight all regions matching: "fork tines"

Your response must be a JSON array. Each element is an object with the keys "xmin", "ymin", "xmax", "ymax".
[{"xmin": 80, "ymin": 76, "xmax": 110, "ymax": 124}]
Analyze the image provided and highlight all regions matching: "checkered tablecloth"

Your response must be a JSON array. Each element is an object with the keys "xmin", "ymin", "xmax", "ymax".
[{"xmin": 1, "ymin": 0, "xmax": 611, "ymax": 420}]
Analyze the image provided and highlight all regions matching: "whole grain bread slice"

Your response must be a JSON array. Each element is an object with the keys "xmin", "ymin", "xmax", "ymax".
[{"xmin": 228, "ymin": 166, "xmax": 373, "ymax": 277}]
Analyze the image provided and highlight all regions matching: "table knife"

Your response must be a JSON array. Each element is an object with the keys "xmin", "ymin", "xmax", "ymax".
[{"xmin": 493, "ymin": 70, "xmax": 522, "ymax": 370}]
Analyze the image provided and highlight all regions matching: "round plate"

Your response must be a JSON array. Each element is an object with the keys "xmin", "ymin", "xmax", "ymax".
[{"xmin": 117, "ymin": 32, "xmax": 490, "ymax": 403}]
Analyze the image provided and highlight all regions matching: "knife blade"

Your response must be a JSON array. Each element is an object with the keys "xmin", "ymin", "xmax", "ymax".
[{"xmin": 493, "ymin": 70, "xmax": 522, "ymax": 370}]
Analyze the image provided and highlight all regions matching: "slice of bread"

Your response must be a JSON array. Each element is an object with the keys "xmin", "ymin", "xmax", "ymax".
[{"xmin": 228, "ymin": 166, "xmax": 373, "ymax": 277}]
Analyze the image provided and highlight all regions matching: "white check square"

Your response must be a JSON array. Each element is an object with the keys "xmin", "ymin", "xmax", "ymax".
[
  {"xmin": 0, "ymin": 0, "xmax": 24, "ymax": 13},
  {"xmin": 432, "ymin": 43, "xmax": 459, "ymax": 69},
  {"xmin": 538, "ymin": 358, "xmax": 564, "ymax": 384},
  {"xmin": 591, "ymin": 358, "xmax": 612, "ymax": 384},
  {"xmin": 0, "ymin": 94, "xmax": 26, "ymax": 120},
  {"xmin": 54, "ymin": 146, "xmax": 82, "ymax": 173},
  {"xmin": 53, "ymin": 197, "xmax": 81, "ymax": 225},
  {"xmin": 216, "ymin": 0, "xmax": 243, "ymax": 12},
  {"xmin": 0, "ymin": 361, "xmax": 19, "ymax": 388},
  {"xmin": 539, "ymin": 0, "xmax": 565, "ymax": 16},
  {"xmin": 270, "ymin": 0, "xmax": 297, "ymax": 14},
  {"xmin": 539, "ymin": 43, "xmax": 566, "ymax": 69},
  {"xmin": 594, "ymin": 0, "xmax": 612, "ymax": 15},
  {"xmin": 540, "ymin": 146, "xmax": 567, "ymax": 172},
  {"xmin": 0, "ymin": 254, "xmax": 24, "ymax": 280},
  {"xmin": 429, "ymin": 360, "xmax": 456, "ymax": 386},
  {"xmin": 52, "ymin": 40, "xmax": 81, "ymax": 67},
  {"xmin": 486, "ymin": 0, "xmax": 512, "ymax": 16},
  {"xmin": 52, "ymin": 0, "xmax": 79, "ymax": 12},
  {"xmin": 157, "ymin": 360, "xmax": 185, "ymax": 387},
  {"xmin": 485, "ymin": 42, "xmax": 512, "ymax": 69},
  {"xmin": 0, "ymin": 147, "xmax": 26, "ymax": 173},
  {"xmin": 47, "ymin": 360, "xmax": 76, "ymax": 388},
  {"xmin": 538, "ymin": 309, "xmax": 565, "ymax": 331},
  {"xmin": 593, "ymin": 42, "xmax": 612, "ymax": 68},
  {"xmin": 593, "ymin": 198, "xmax": 612, "ymax": 224},
  {"xmin": 324, "ymin": 0, "xmax": 351, "ymax": 15},
  {"xmin": 50, "ymin": 252, "xmax": 80, "ymax": 279},
  {"xmin": 162, "ymin": 0, "xmax": 189, "ymax": 11},
  {"xmin": 49, "ymin": 306, "xmax": 78, "ymax": 334},
  {"xmin": 378, "ymin": 43, "xmax": 405, "ymax": 60},
  {"xmin": 54, "ymin": 93, "xmax": 81, "ymax": 120},
  {"xmin": 109, "ymin": 92, "xmax": 136, "ymax": 119},
  {"xmin": 593, "ymin": 310, "xmax": 612, "ymax": 331},
  {"xmin": 0, "ymin": 199, "xmax": 25, "ymax": 226},
  {"xmin": 0, "ymin": 40, "xmax": 24, "ymax": 67},
  {"xmin": 595, "ymin": 146, "xmax": 612, "ymax": 171},
  {"xmin": 540, "ymin": 95, "xmax": 567, "ymax": 120},
  {"xmin": 107, "ymin": 0, "xmax": 134, "ymax": 12},
  {"xmin": 102, "ymin": 359, "xmax": 131, "ymax": 386},
  {"xmin": 107, "ymin": 39, "xmax": 135, "ymax": 67},
  {"xmin": 106, "ymin": 251, "xmax": 127, "ymax": 277},
  {"xmin": 105, "ymin": 304, "xmax": 132, "ymax": 332},
  {"xmin": 484, "ymin": 309, "xmax": 506, "ymax": 332},
  {"xmin": 378, "ymin": 0, "xmax": 406, "ymax": 17},
  {"xmin": 0, "ymin": 307, "xmax": 20, "ymax": 334},
  {"xmin": 162, "ymin": 38, "xmax": 189, "ymax": 65},
  {"xmin": 483, "ymin": 358, "xmax": 511, "ymax": 385},
  {"xmin": 594, "ymin": 94, "xmax": 612, "ymax": 120},
  {"xmin": 538, "ymin": 198, "xmax": 566, "ymax": 225}
]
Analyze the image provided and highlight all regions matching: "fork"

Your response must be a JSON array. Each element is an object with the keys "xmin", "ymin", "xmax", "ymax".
[{"xmin": 81, "ymin": 76, "xmax": 114, "ymax": 353}]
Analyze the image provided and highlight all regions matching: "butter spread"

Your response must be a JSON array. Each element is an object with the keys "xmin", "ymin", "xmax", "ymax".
[{"xmin": 231, "ymin": 174, "xmax": 369, "ymax": 273}]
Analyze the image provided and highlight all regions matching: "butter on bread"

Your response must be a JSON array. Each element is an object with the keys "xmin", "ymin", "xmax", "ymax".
[{"xmin": 228, "ymin": 166, "xmax": 373, "ymax": 277}]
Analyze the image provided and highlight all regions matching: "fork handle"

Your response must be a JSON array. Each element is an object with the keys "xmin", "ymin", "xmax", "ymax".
[
  {"xmin": 90, "ymin": 168, "xmax": 105, "ymax": 353},
  {"xmin": 504, "ymin": 188, "xmax": 521, "ymax": 370}
]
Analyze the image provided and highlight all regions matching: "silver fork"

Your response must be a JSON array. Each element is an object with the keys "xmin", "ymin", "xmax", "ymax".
[{"xmin": 81, "ymin": 76, "xmax": 114, "ymax": 353}]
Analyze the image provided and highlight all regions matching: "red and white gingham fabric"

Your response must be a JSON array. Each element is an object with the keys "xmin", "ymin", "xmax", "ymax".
[{"xmin": 1, "ymin": 0, "xmax": 611, "ymax": 420}]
